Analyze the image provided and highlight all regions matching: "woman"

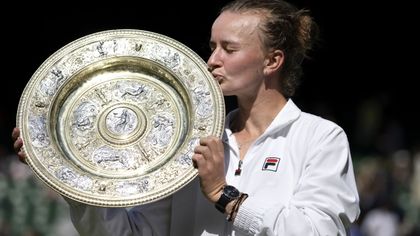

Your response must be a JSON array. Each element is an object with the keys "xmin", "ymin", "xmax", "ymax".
[{"xmin": 13, "ymin": 0, "xmax": 360, "ymax": 235}]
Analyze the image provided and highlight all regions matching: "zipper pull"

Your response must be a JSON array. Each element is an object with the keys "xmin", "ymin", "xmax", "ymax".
[{"xmin": 235, "ymin": 160, "xmax": 243, "ymax": 176}]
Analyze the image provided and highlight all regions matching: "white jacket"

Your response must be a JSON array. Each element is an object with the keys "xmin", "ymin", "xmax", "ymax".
[{"xmin": 67, "ymin": 99, "xmax": 360, "ymax": 236}]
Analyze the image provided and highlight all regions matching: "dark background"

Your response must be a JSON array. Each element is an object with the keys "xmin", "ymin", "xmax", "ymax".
[
  {"xmin": 1, "ymin": 1, "xmax": 418, "ymax": 235},
  {"xmin": 1, "ymin": 1, "xmax": 416, "ymax": 156}
]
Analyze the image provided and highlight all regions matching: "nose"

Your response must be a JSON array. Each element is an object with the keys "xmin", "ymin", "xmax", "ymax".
[{"xmin": 207, "ymin": 48, "xmax": 221, "ymax": 72}]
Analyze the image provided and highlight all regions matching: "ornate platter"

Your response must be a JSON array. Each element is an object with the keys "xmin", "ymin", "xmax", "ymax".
[{"xmin": 16, "ymin": 29, "xmax": 225, "ymax": 207}]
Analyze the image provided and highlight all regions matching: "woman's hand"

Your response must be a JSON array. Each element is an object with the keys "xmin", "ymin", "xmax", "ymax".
[
  {"xmin": 192, "ymin": 136, "xmax": 226, "ymax": 203},
  {"xmin": 12, "ymin": 127, "xmax": 27, "ymax": 164}
]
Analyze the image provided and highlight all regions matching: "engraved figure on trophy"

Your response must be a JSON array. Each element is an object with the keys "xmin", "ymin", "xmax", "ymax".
[
  {"xmin": 193, "ymin": 87, "xmax": 212, "ymax": 118},
  {"xmin": 148, "ymin": 114, "xmax": 174, "ymax": 150},
  {"xmin": 92, "ymin": 146, "xmax": 139, "ymax": 170},
  {"xmin": 105, "ymin": 108, "xmax": 138, "ymax": 135},
  {"xmin": 29, "ymin": 116, "xmax": 50, "ymax": 148},
  {"xmin": 73, "ymin": 101, "xmax": 98, "ymax": 132}
]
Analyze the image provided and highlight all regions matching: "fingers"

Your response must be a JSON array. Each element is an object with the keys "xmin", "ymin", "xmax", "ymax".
[
  {"xmin": 192, "ymin": 153, "xmax": 203, "ymax": 169},
  {"xmin": 12, "ymin": 127, "xmax": 23, "ymax": 153},
  {"xmin": 199, "ymin": 136, "xmax": 220, "ymax": 146},
  {"xmin": 192, "ymin": 136, "xmax": 227, "ymax": 203},
  {"xmin": 192, "ymin": 136, "xmax": 224, "ymax": 170},
  {"xmin": 12, "ymin": 127, "xmax": 27, "ymax": 164},
  {"xmin": 13, "ymin": 136, "xmax": 23, "ymax": 154},
  {"xmin": 12, "ymin": 127, "xmax": 20, "ymax": 141},
  {"xmin": 194, "ymin": 144, "xmax": 210, "ymax": 157},
  {"xmin": 192, "ymin": 139, "xmax": 213, "ymax": 167},
  {"xmin": 18, "ymin": 150, "xmax": 27, "ymax": 164},
  {"xmin": 196, "ymin": 136, "xmax": 223, "ymax": 156},
  {"xmin": 192, "ymin": 140, "xmax": 210, "ymax": 170},
  {"xmin": 16, "ymin": 140, "xmax": 27, "ymax": 165},
  {"xmin": 192, "ymin": 139, "xmax": 209, "ymax": 167},
  {"xmin": 202, "ymin": 136, "xmax": 225, "ymax": 154}
]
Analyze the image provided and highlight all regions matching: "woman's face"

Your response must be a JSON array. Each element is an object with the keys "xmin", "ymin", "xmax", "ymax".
[{"xmin": 208, "ymin": 11, "xmax": 268, "ymax": 97}]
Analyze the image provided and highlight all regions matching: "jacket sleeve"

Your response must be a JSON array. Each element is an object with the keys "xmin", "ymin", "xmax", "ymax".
[
  {"xmin": 233, "ymin": 123, "xmax": 360, "ymax": 235},
  {"xmin": 65, "ymin": 196, "xmax": 172, "ymax": 236}
]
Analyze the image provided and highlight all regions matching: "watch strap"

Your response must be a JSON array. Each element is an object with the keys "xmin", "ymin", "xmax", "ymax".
[
  {"xmin": 215, "ymin": 185, "xmax": 240, "ymax": 213},
  {"xmin": 215, "ymin": 193, "xmax": 230, "ymax": 213}
]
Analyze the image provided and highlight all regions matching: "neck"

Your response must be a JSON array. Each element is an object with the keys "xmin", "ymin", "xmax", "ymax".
[{"xmin": 233, "ymin": 90, "xmax": 287, "ymax": 136}]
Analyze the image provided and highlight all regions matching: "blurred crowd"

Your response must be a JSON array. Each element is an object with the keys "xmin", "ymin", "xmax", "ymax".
[
  {"xmin": 0, "ymin": 152, "xmax": 78, "ymax": 236},
  {"xmin": 351, "ymin": 150, "xmax": 420, "ymax": 236},
  {"xmin": 349, "ymin": 97, "xmax": 420, "ymax": 236}
]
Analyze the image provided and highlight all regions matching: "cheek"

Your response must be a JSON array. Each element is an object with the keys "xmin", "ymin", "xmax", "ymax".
[
  {"xmin": 226, "ymin": 56, "xmax": 262, "ymax": 77},
  {"xmin": 221, "ymin": 61, "xmax": 264, "ymax": 95}
]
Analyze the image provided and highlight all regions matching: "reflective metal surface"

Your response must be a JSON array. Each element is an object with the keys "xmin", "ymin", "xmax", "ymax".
[{"xmin": 16, "ymin": 29, "xmax": 225, "ymax": 207}]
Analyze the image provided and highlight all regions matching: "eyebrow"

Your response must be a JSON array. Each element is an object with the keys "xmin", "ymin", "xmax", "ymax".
[{"xmin": 209, "ymin": 39, "xmax": 241, "ymax": 48}]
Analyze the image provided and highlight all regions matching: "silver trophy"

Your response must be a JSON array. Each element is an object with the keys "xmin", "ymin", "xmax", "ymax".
[{"xmin": 16, "ymin": 29, "xmax": 225, "ymax": 207}]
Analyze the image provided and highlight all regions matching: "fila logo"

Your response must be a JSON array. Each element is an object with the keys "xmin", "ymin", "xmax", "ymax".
[{"xmin": 262, "ymin": 157, "xmax": 281, "ymax": 172}]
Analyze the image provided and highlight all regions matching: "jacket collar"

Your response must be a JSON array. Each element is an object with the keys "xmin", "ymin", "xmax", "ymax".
[{"xmin": 223, "ymin": 99, "xmax": 301, "ymax": 142}]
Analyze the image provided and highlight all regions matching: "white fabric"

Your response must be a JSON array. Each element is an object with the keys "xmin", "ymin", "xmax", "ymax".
[{"xmin": 67, "ymin": 99, "xmax": 360, "ymax": 236}]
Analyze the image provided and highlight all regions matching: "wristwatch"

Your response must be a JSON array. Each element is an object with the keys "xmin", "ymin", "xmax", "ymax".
[{"xmin": 215, "ymin": 185, "xmax": 240, "ymax": 213}]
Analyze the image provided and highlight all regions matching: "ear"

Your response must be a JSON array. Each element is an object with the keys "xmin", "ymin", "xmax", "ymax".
[{"xmin": 263, "ymin": 49, "xmax": 284, "ymax": 75}]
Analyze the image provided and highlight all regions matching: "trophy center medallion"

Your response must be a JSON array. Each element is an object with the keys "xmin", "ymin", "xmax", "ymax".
[
  {"xmin": 98, "ymin": 104, "xmax": 147, "ymax": 145},
  {"xmin": 105, "ymin": 107, "xmax": 138, "ymax": 136}
]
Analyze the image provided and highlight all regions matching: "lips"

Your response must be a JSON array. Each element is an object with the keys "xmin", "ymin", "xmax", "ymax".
[{"xmin": 212, "ymin": 73, "xmax": 224, "ymax": 84}]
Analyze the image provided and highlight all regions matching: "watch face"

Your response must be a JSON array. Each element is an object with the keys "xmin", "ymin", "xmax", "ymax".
[{"xmin": 224, "ymin": 185, "xmax": 240, "ymax": 199}]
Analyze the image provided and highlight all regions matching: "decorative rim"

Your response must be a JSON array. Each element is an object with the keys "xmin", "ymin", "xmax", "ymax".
[{"xmin": 16, "ymin": 29, "xmax": 225, "ymax": 207}]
